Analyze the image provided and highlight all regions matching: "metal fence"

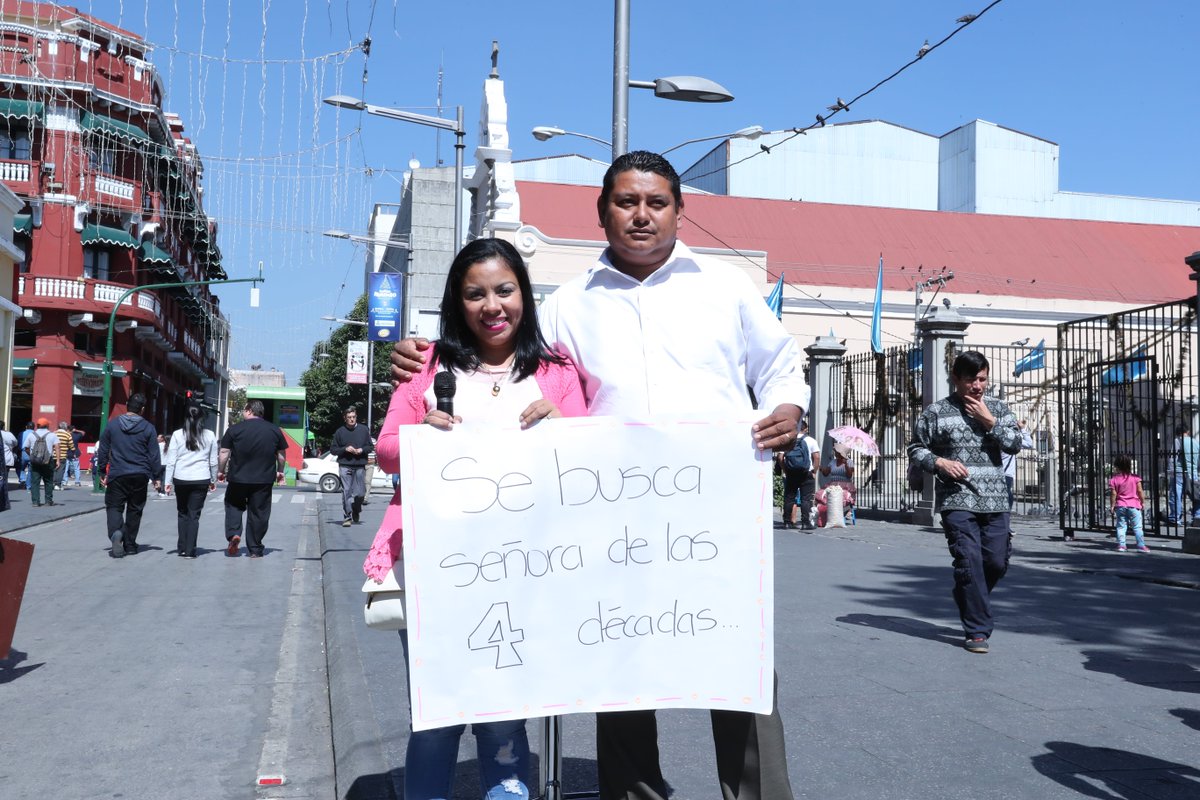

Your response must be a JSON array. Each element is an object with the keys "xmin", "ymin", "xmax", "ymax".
[
  {"xmin": 1057, "ymin": 298, "xmax": 1199, "ymax": 538},
  {"xmin": 830, "ymin": 345, "xmax": 922, "ymax": 516}
]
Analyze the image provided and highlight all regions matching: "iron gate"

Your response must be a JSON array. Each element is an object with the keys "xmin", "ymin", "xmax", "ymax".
[
  {"xmin": 1057, "ymin": 298, "xmax": 1198, "ymax": 538},
  {"xmin": 831, "ymin": 345, "xmax": 922, "ymax": 516}
]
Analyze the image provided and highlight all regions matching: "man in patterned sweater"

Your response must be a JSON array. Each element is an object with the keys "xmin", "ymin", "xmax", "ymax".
[{"xmin": 909, "ymin": 350, "xmax": 1022, "ymax": 654}]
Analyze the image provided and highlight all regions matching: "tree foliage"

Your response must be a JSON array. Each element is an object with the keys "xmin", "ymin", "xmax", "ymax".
[
  {"xmin": 300, "ymin": 294, "xmax": 394, "ymax": 450},
  {"xmin": 227, "ymin": 387, "xmax": 247, "ymax": 425}
]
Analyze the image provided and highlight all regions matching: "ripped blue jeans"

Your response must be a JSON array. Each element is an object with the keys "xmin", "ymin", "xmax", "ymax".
[{"xmin": 399, "ymin": 630, "xmax": 531, "ymax": 800}]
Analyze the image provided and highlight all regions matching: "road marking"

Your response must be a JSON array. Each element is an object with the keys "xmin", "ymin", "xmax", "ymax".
[{"xmin": 254, "ymin": 496, "xmax": 323, "ymax": 794}]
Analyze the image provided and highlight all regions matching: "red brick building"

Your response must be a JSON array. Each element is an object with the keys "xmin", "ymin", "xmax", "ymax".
[{"xmin": 1, "ymin": 1, "xmax": 229, "ymax": 442}]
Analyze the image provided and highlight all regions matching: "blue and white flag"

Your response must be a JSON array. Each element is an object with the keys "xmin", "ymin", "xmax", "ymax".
[
  {"xmin": 1101, "ymin": 345, "xmax": 1149, "ymax": 385},
  {"xmin": 870, "ymin": 256, "xmax": 884, "ymax": 354},
  {"xmin": 766, "ymin": 273, "xmax": 784, "ymax": 320},
  {"xmin": 1013, "ymin": 339, "xmax": 1046, "ymax": 377}
]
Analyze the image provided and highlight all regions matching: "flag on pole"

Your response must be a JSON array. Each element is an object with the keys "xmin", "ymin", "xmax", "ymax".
[
  {"xmin": 870, "ymin": 256, "xmax": 884, "ymax": 353},
  {"xmin": 766, "ymin": 272, "xmax": 784, "ymax": 320},
  {"xmin": 1101, "ymin": 345, "xmax": 1149, "ymax": 385},
  {"xmin": 1012, "ymin": 339, "xmax": 1046, "ymax": 377}
]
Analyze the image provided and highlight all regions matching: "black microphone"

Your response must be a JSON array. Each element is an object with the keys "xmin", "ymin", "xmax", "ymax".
[{"xmin": 433, "ymin": 371, "xmax": 456, "ymax": 416}]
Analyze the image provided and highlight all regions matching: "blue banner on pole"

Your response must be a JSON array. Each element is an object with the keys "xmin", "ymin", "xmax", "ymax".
[{"xmin": 368, "ymin": 272, "xmax": 402, "ymax": 341}]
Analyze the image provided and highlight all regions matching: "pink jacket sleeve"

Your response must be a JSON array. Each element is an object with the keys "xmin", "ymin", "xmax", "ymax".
[
  {"xmin": 362, "ymin": 361, "xmax": 437, "ymax": 582},
  {"xmin": 535, "ymin": 354, "xmax": 588, "ymax": 418}
]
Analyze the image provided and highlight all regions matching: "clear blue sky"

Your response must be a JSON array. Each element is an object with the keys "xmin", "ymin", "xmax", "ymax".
[{"xmin": 77, "ymin": 0, "xmax": 1199, "ymax": 382}]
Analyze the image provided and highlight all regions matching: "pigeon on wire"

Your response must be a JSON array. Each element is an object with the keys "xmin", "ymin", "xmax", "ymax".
[{"xmin": 917, "ymin": 39, "xmax": 931, "ymax": 58}]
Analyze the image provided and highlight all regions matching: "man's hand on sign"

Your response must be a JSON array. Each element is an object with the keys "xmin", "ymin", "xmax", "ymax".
[{"xmin": 752, "ymin": 404, "xmax": 802, "ymax": 452}]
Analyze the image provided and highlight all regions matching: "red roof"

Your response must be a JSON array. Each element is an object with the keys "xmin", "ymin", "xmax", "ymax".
[{"xmin": 516, "ymin": 181, "xmax": 1199, "ymax": 304}]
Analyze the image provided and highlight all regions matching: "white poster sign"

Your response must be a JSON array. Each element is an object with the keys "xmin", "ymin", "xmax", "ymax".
[
  {"xmin": 399, "ymin": 416, "xmax": 774, "ymax": 732},
  {"xmin": 345, "ymin": 340, "xmax": 368, "ymax": 384}
]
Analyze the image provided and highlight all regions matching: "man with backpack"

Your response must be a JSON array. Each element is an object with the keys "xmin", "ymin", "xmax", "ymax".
[
  {"xmin": 780, "ymin": 418, "xmax": 819, "ymax": 529},
  {"xmin": 24, "ymin": 418, "xmax": 59, "ymax": 507}
]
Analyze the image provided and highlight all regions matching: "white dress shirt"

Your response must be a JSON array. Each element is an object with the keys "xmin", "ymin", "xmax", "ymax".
[{"xmin": 539, "ymin": 240, "xmax": 808, "ymax": 418}]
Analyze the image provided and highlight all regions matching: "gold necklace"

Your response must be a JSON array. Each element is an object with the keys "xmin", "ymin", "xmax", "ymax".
[{"xmin": 477, "ymin": 358, "xmax": 516, "ymax": 396}]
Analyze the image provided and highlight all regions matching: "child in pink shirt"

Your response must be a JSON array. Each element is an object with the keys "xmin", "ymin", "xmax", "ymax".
[{"xmin": 1108, "ymin": 454, "xmax": 1148, "ymax": 552}]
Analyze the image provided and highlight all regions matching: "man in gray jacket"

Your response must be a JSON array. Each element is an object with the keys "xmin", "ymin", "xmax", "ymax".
[
  {"xmin": 94, "ymin": 393, "xmax": 161, "ymax": 558},
  {"xmin": 330, "ymin": 405, "xmax": 372, "ymax": 527},
  {"xmin": 909, "ymin": 351, "xmax": 1022, "ymax": 654}
]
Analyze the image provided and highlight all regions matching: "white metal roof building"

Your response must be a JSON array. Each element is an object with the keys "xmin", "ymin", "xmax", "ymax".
[{"xmin": 680, "ymin": 118, "xmax": 1200, "ymax": 227}]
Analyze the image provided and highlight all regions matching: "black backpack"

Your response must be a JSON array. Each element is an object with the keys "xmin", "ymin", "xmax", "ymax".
[{"xmin": 783, "ymin": 437, "xmax": 812, "ymax": 471}]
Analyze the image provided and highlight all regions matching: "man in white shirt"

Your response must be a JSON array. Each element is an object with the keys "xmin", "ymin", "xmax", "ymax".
[
  {"xmin": 393, "ymin": 151, "xmax": 806, "ymax": 800},
  {"xmin": 0, "ymin": 420, "xmax": 17, "ymax": 512}
]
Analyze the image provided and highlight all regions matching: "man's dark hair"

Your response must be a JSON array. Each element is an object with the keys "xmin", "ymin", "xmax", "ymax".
[
  {"xmin": 435, "ymin": 237, "xmax": 565, "ymax": 382},
  {"xmin": 245, "ymin": 399, "xmax": 266, "ymax": 418},
  {"xmin": 599, "ymin": 150, "xmax": 683, "ymax": 212},
  {"xmin": 0, "ymin": 420, "xmax": 5, "ymax": 431},
  {"xmin": 1176, "ymin": 422, "xmax": 1192, "ymax": 436},
  {"xmin": 951, "ymin": 351, "xmax": 990, "ymax": 380},
  {"xmin": 127, "ymin": 393, "xmax": 147, "ymax": 415},
  {"xmin": 344, "ymin": 405, "xmax": 358, "ymax": 416}
]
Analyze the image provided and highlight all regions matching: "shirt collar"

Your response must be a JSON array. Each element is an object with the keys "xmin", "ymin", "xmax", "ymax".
[{"xmin": 589, "ymin": 239, "xmax": 695, "ymax": 287}]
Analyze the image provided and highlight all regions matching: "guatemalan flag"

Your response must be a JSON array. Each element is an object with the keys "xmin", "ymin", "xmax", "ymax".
[
  {"xmin": 1013, "ymin": 339, "xmax": 1046, "ymax": 377},
  {"xmin": 870, "ymin": 256, "xmax": 884, "ymax": 354},
  {"xmin": 766, "ymin": 272, "xmax": 784, "ymax": 320}
]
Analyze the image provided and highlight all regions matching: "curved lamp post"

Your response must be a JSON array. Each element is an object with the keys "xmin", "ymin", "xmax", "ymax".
[
  {"xmin": 531, "ymin": 124, "xmax": 764, "ymax": 159},
  {"xmin": 323, "ymin": 95, "xmax": 465, "ymax": 251}
]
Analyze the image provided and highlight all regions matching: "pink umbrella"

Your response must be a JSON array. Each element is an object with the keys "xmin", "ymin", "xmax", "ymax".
[{"xmin": 826, "ymin": 425, "xmax": 881, "ymax": 457}]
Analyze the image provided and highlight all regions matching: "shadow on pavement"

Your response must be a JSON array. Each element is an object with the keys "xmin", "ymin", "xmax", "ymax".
[
  {"xmin": 835, "ymin": 613, "xmax": 962, "ymax": 648},
  {"xmin": 0, "ymin": 648, "xmax": 44, "ymax": 684},
  {"xmin": 1031, "ymin": 741, "xmax": 1200, "ymax": 799},
  {"xmin": 1082, "ymin": 649, "xmax": 1200, "ymax": 694},
  {"xmin": 1169, "ymin": 708, "xmax": 1200, "ymax": 732}
]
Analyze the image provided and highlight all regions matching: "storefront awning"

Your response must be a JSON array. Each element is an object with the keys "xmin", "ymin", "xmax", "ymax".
[
  {"xmin": 81, "ymin": 223, "xmax": 137, "ymax": 249},
  {"xmin": 0, "ymin": 98, "xmax": 44, "ymax": 122},
  {"xmin": 81, "ymin": 111, "xmax": 151, "ymax": 143},
  {"xmin": 13, "ymin": 213, "xmax": 31, "ymax": 236},
  {"xmin": 137, "ymin": 241, "xmax": 174, "ymax": 265},
  {"xmin": 13, "ymin": 357, "xmax": 35, "ymax": 377},
  {"xmin": 75, "ymin": 361, "xmax": 129, "ymax": 377}
]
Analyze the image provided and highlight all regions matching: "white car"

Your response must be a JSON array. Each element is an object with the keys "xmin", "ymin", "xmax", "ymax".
[{"xmin": 297, "ymin": 453, "xmax": 393, "ymax": 493}]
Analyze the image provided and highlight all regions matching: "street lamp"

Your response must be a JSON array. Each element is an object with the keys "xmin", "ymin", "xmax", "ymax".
[
  {"xmin": 323, "ymin": 95, "xmax": 465, "ymax": 251},
  {"xmin": 612, "ymin": 0, "xmax": 733, "ymax": 160},
  {"xmin": 530, "ymin": 124, "xmax": 764, "ymax": 159},
  {"xmin": 321, "ymin": 314, "xmax": 381, "ymax": 435}
]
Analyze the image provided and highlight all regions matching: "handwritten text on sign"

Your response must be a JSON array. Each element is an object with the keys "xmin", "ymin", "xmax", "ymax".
[{"xmin": 399, "ymin": 417, "xmax": 774, "ymax": 732}]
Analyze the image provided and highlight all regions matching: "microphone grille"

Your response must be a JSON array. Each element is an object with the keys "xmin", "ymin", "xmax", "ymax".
[{"xmin": 433, "ymin": 371, "xmax": 456, "ymax": 398}]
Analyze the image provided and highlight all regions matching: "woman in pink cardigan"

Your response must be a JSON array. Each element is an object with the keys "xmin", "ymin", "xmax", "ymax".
[{"xmin": 363, "ymin": 237, "xmax": 586, "ymax": 800}]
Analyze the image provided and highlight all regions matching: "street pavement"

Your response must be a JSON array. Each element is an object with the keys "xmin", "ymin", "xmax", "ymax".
[{"xmin": 2, "ymin": 479, "xmax": 1199, "ymax": 799}]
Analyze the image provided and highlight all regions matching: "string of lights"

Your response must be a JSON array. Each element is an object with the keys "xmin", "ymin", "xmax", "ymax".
[{"xmin": 683, "ymin": 0, "xmax": 1005, "ymax": 185}]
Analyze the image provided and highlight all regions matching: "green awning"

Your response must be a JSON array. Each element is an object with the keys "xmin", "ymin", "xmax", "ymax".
[
  {"xmin": 81, "ymin": 223, "xmax": 137, "ymax": 249},
  {"xmin": 0, "ymin": 98, "xmax": 44, "ymax": 122},
  {"xmin": 76, "ymin": 361, "xmax": 129, "ymax": 377},
  {"xmin": 13, "ymin": 357, "xmax": 35, "ymax": 377},
  {"xmin": 13, "ymin": 213, "xmax": 31, "ymax": 235},
  {"xmin": 246, "ymin": 386, "xmax": 306, "ymax": 402},
  {"xmin": 137, "ymin": 241, "xmax": 174, "ymax": 265},
  {"xmin": 81, "ymin": 111, "xmax": 151, "ymax": 143}
]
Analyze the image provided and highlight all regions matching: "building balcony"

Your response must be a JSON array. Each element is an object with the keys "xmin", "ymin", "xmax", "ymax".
[
  {"xmin": 0, "ymin": 159, "xmax": 39, "ymax": 194},
  {"xmin": 18, "ymin": 275, "xmax": 164, "ymax": 327},
  {"xmin": 86, "ymin": 171, "xmax": 142, "ymax": 213}
]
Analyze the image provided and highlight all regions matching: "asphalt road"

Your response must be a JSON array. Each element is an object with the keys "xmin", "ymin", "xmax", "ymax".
[{"xmin": 2, "ymin": 483, "xmax": 1199, "ymax": 799}]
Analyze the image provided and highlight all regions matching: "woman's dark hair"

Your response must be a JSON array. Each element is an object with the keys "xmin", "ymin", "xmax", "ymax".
[
  {"xmin": 434, "ymin": 238, "xmax": 564, "ymax": 381},
  {"xmin": 1114, "ymin": 453, "xmax": 1133, "ymax": 474},
  {"xmin": 183, "ymin": 404, "xmax": 206, "ymax": 452}
]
